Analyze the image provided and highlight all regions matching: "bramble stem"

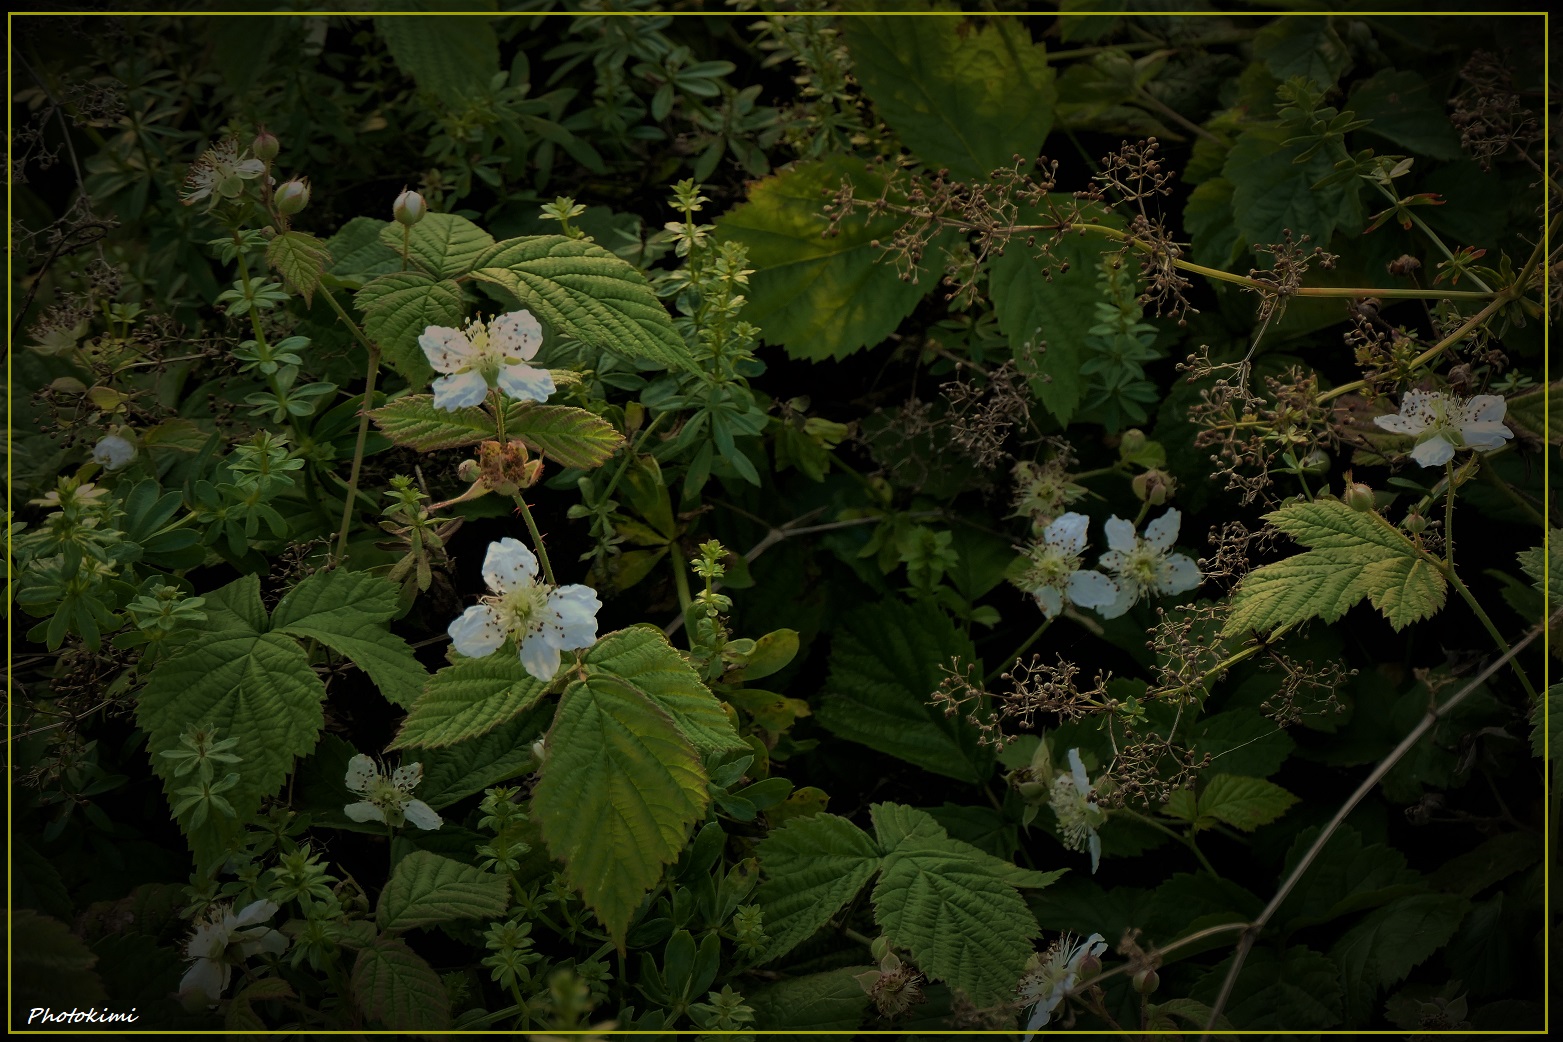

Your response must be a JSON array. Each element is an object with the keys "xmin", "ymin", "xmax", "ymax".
[
  {"xmin": 1445, "ymin": 569, "xmax": 1536, "ymax": 700},
  {"xmin": 1199, "ymin": 622, "xmax": 1543, "ymax": 1038},
  {"xmin": 1317, "ymin": 296, "xmax": 1506, "ymax": 404},
  {"xmin": 515, "ymin": 495, "xmax": 556, "ymax": 587}
]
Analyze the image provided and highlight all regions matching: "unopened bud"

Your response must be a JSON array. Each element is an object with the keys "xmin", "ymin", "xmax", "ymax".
[
  {"xmin": 870, "ymin": 935, "xmax": 892, "ymax": 963},
  {"xmin": 457, "ymin": 459, "xmax": 481, "ymax": 483},
  {"xmin": 1403, "ymin": 511, "xmax": 1429, "ymax": 534},
  {"xmin": 251, "ymin": 128, "xmax": 279, "ymax": 163},
  {"xmin": 1132, "ymin": 968, "xmax": 1159, "ymax": 994},
  {"xmin": 1118, "ymin": 428, "xmax": 1148, "ymax": 459},
  {"xmin": 1299, "ymin": 448, "xmax": 1330, "ymax": 474},
  {"xmin": 1077, "ymin": 951, "xmax": 1102, "ymax": 980},
  {"xmin": 1343, "ymin": 481, "xmax": 1375, "ymax": 512},
  {"xmin": 1132, "ymin": 468, "xmax": 1176, "ymax": 506},
  {"xmin": 394, "ymin": 187, "xmax": 427, "ymax": 227},
  {"xmin": 530, "ymin": 739, "xmax": 547, "ymax": 766},
  {"xmin": 275, "ymin": 178, "xmax": 310, "ymax": 216}
]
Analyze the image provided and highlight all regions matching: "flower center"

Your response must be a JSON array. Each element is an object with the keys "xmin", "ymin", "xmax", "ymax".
[
  {"xmin": 1027, "ymin": 546, "xmax": 1072, "ymax": 587},
  {"xmin": 489, "ymin": 582, "xmax": 550, "ymax": 641},
  {"xmin": 1122, "ymin": 544, "xmax": 1161, "ymax": 585}
]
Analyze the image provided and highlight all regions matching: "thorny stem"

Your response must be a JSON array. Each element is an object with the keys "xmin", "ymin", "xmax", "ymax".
[
  {"xmin": 1071, "ymin": 921, "xmax": 1249, "ymax": 995},
  {"xmin": 1443, "ymin": 460, "xmax": 1457, "ymax": 566},
  {"xmin": 514, "ymin": 495, "xmax": 556, "ymax": 586},
  {"xmin": 1199, "ymin": 621, "xmax": 1544, "ymax": 1038},
  {"xmin": 1444, "ymin": 569, "xmax": 1537, "ymax": 700},
  {"xmin": 321, "ymin": 286, "xmax": 381, "ymax": 564},
  {"xmin": 1512, "ymin": 209, "xmax": 1560, "ymax": 294}
]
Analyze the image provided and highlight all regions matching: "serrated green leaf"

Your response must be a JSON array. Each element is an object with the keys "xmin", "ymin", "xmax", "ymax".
[
  {"xmin": 271, "ymin": 569, "xmax": 427, "ymax": 709},
  {"xmin": 1331, "ymin": 893, "xmax": 1469, "ymax": 1022},
  {"xmin": 378, "ymin": 212, "xmax": 494, "ymax": 279},
  {"xmin": 1274, "ymin": 825, "xmax": 1420, "ymax": 930},
  {"xmin": 533, "ymin": 675, "xmax": 708, "ymax": 948},
  {"xmin": 988, "ymin": 197, "xmax": 1120, "ymax": 425},
  {"xmin": 265, "ymin": 231, "xmax": 330, "ymax": 306},
  {"xmin": 504, "ymin": 402, "xmax": 625, "ymax": 470},
  {"xmin": 816, "ymin": 599, "xmax": 992, "ymax": 783},
  {"xmin": 327, "ymin": 217, "xmax": 403, "ymax": 279},
  {"xmin": 715, "ymin": 155, "xmax": 953, "ymax": 362},
  {"xmin": 1194, "ymin": 774, "xmax": 1298, "ymax": 832},
  {"xmin": 1532, "ymin": 683, "xmax": 1561, "ymax": 760},
  {"xmin": 1504, "ymin": 383, "xmax": 1562, "ymax": 446},
  {"xmin": 1226, "ymin": 499, "xmax": 1446, "ymax": 635},
  {"xmin": 369, "ymin": 394, "xmax": 497, "ymax": 452},
  {"xmin": 1348, "ymin": 69, "xmax": 1461, "ymax": 160},
  {"xmin": 1191, "ymin": 709, "xmax": 1294, "ymax": 779},
  {"xmin": 583, "ymin": 625, "xmax": 746, "ymax": 758},
  {"xmin": 869, "ymin": 803, "xmax": 1042, "ymax": 1004},
  {"xmin": 198, "ymin": 573, "xmax": 268, "ymax": 634},
  {"xmin": 351, "ymin": 937, "xmax": 450, "ymax": 1030},
  {"xmin": 1183, "ymin": 177, "xmax": 1245, "ymax": 269},
  {"xmin": 1252, "ymin": 18, "xmax": 1351, "ymax": 86},
  {"xmin": 1194, "ymin": 945, "xmax": 1342, "ymax": 1029},
  {"xmin": 355, "ymin": 271, "xmax": 464, "ymax": 387},
  {"xmin": 745, "ymin": 967, "xmax": 874, "ymax": 1033},
  {"xmin": 846, "ymin": 15, "xmax": 1056, "ymax": 181},
  {"xmin": 872, "ymin": 803, "xmax": 1061, "ymax": 891},
  {"xmin": 376, "ymin": 12, "xmax": 497, "ymax": 104},
  {"xmin": 139, "ymin": 631, "xmax": 326, "ymax": 866},
  {"xmin": 469, "ymin": 234, "xmax": 693, "ymax": 373},
  {"xmin": 12, "ymin": 910, "xmax": 108, "ymax": 1010},
  {"xmin": 390, "ymin": 651, "xmax": 551, "ymax": 750},
  {"xmin": 754, "ymin": 812, "xmax": 882, "ymax": 964},
  {"xmin": 376, "ymin": 850, "xmax": 510, "ymax": 932},
  {"xmin": 416, "ymin": 703, "xmax": 555, "ymax": 810},
  {"xmin": 1223, "ymin": 125, "xmax": 1363, "ymax": 259}
]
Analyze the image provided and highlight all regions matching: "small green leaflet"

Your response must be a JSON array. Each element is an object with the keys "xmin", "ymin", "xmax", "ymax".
[
  {"xmin": 271, "ymin": 569, "xmax": 428, "ymax": 709},
  {"xmin": 582, "ymin": 625, "xmax": 747, "ymax": 758},
  {"xmin": 369, "ymin": 394, "xmax": 497, "ymax": 452},
  {"xmin": 505, "ymin": 403, "xmax": 625, "ymax": 470},
  {"xmin": 1225, "ymin": 499, "xmax": 1447, "ymax": 635},
  {"xmin": 266, "ymin": 231, "xmax": 331, "ymax": 306},
  {"xmin": 752, "ymin": 812, "xmax": 882, "ymax": 964}
]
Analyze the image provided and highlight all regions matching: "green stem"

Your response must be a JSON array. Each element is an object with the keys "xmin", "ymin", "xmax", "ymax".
[
  {"xmin": 1120, "ymin": 807, "xmax": 1218, "ymax": 875},
  {"xmin": 1317, "ymin": 297, "xmax": 1507, "ymax": 405},
  {"xmin": 600, "ymin": 412, "xmax": 666, "ymax": 504},
  {"xmin": 670, "ymin": 547, "xmax": 693, "ymax": 617},
  {"xmin": 985, "ymin": 617, "xmax": 1053, "ymax": 686},
  {"xmin": 514, "ymin": 495, "xmax": 556, "ymax": 586},
  {"xmin": 320, "ymin": 287, "xmax": 382, "ymax": 564},
  {"xmin": 1443, "ymin": 461, "xmax": 1456, "ymax": 567},
  {"xmin": 1512, "ymin": 210, "xmax": 1559, "ymax": 294},
  {"xmin": 1445, "ymin": 570, "xmax": 1537, "ymax": 700}
]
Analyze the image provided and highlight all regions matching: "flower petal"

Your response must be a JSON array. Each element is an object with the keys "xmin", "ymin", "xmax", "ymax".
[
  {"xmin": 519, "ymin": 632, "xmax": 562, "ymax": 682},
  {"xmin": 490, "ymin": 310, "xmax": 544, "ymax": 361},
  {"xmin": 1155, "ymin": 554, "xmax": 1201, "ymax": 596},
  {"xmin": 1143, "ymin": 509, "xmax": 1181, "ymax": 552},
  {"xmin": 419, "ymin": 326, "xmax": 473, "ymax": 374},
  {"xmin": 344, "ymin": 753, "xmax": 379, "ymax": 794},
  {"xmin": 391, "ymin": 762, "xmax": 423, "ymax": 791},
  {"xmin": 1461, "ymin": 394, "xmax": 1507, "ymax": 424},
  {"xmin": 1373, "ymin": 411, "xmax": 1425, "ymax": 434},
  {"xmin": 547, "ymin": 584, "xmax": 601, "ymax": 649},
  {"xmin": 230, "ymin": 899, "xmax": 279, "ymax": 930},
  {"xmin": 1461, "ymin": 421, "xmax": 1513, "ymax": 451},
  {"xmin": 1032, "ymin": 585, "xmax": 1063, "ymax": 618},
  {"xmin": 431, "ymin": 369, "xmax": 489, "ymax": 411},
  {"xmin": 1103, "ymin": 516, "xmax": 1137, "ymax": 553},
  {"xmin": 178, "ymin": 958, "xmax": 227, "ymax": 1008},
  {"xmin": 344, "ymin": 800, "xmax": 386, "ymax": 823},
  {"xmin": 403, "ymin": 799, "xmax": 443, "ymax": 831},
  {"xmin": 496, "ymin": 362, "xmax": 556, "ymax": 403},
  {"xmin": 1095, "ymin": 578, "xmax": 1138, "ymax": 619},
  {"xmin": 1409, "ymin": 434, "xmax": 1456, "ymax": 468},
  {"xmin": 1088, "ymin": 830, "xmax": 1101, "ymax": 874},
  {"xmin": 236, "ymin": 927, "xmax": 289, "ymax": 959},
  {"xmin": 1045, "ymin": 512, "xmax": 1090, "ymax": 557},
  {"xmin": 448, "ymin": 604, "xmax": 506, "ymax": 659},
  {"xmin": 483, "ymin": 537, "xmax": 539, "ymax": 592},
  {"xmin": 1065, "ymin": 569, "xmax": 1118, "ymax": 610},
  {"xmin": 92, "ymin": 434, "xmax": 136, "ymax": 470}
]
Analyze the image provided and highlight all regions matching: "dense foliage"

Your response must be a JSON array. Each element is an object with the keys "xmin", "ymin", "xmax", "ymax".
[{"xmin": 9, "ymin": 3, "xmax": 1554, "ymax": 1035}]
